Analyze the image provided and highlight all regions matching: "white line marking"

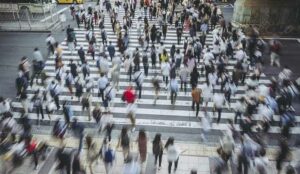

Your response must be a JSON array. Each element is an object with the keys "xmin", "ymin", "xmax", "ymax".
[{"xmin": 40, "ymin": 7, "xmax": 68, "ymax": 22}]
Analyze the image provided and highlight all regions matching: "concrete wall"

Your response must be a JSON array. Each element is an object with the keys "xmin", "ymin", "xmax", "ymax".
[{"xmin": 232, "ymin": 0, "xmax": 300, "ymax": 33}]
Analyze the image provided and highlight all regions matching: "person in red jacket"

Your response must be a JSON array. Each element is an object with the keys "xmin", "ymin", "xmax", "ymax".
[
  {"xmin": 123, "ymin": 86, "xmax": 136, "ymax": 104},
  {"xmin": 25, "ymin": 136, "xmax": 39, "ymax": 170}
]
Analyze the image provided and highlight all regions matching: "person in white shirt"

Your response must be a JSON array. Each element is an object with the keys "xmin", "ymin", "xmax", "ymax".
[
  {"xmin": 133, "ymin": 70, "xmax": 144, "ymax": 99},
  {"xmin": 103, "ymin": 83, "xmax": 116, "ymax": 111},
  {"xmin": 124, "ymin": 55, "xmax": 133, "ymax": 81},
  {"xmin": 46, "ymin": 34, "xmax": 56, "ymax": 57},
  {"xmin": 202, "ymin": 83, "xmax": 213, "ymax": 110},
  {"xmin": 203, "ymin": 49, "xmax": 214, "ymax": 66},
  {"xmin": 234, "ymin": 97, "xmax": 246, "ymax": 124},
  {"xmin": 111, "ymin": 63, "xmax": 121, "ymax": 91},
  {"xmin": 33, "ymin": 47, "xmax": 44, "ymax": 63},
  {"xmin": 213, "ymin": 93, "xmax": 226, "ymax": 124},
  {"xmin": 212, "ymin": 40, "xmax": 221, "ymax": 58},
  {"xmin": 179, "ymin": 65, "xmax": 189, "ymax": 94},
  {"xmin": 65, "ymin": 70, "xmax": 74, "ymax": 95},
  {"xmin": 208, "ymin": 71, "xmax": 217, "ymax": 92},
  {"xmin": 165, "ymin": 137, "xmax": 181, "ymax": 174},
  {"xmin": 161, "ymin": 62, "xmax": 171, "ymax": 87},
  {"xmin": 48, "ymin": 80, "xmax": 61, "ymax": 110},
  {"xmin": 98, "ymin": 73, "xmax": 108, "ymax": 102},
  {"xmin": 201, "ymin": 110, "xmax": 212, "ymax": 142},
  {"xmin": 100, "ymin": 56, "xmax": 109, "ymax": 75},
  {"xmin": 0, "ymin": 97, "xmax": 11, "ymax": 115},
  {"xmin": 169, "ymin": 78, "xmax": 179, "ymax": 105},
  {"xmin": 174, "ymin": 49, "xmax": 183, "ymax": 69},
  {"xmin": 234, "ymin": 48, "xmax": 246, "ymax": 62}
]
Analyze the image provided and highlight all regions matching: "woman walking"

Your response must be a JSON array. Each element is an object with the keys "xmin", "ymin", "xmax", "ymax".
[
  {"xmin": 117, "ymin": 126, "xmax": 130, "ymax": 161},
  {"xmin": 137, "ymin": 129, "xmax": 147, "ymax": 163},
  {"xmin": 152, "ymin": 133, "xmax": 163, "ymax": 170},
  {"xmin": 165, "ymin": 137, "xmax": 181, "ymax": 174}
]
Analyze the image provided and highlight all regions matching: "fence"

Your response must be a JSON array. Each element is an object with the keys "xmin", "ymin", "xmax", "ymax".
[{"xmin": 0, "ymin": 5, "xmax": 63, "ymax": 31}]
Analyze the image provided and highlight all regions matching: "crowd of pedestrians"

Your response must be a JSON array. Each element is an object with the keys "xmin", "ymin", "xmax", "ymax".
[{"xmin": 0, "ymin": 0, "xmax": 300, "ymax": 173}]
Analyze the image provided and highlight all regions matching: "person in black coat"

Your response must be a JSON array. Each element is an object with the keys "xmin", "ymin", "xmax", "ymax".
[{"xmin": 190, "ymin": 67, "xmax": 200, "ymax": 87}]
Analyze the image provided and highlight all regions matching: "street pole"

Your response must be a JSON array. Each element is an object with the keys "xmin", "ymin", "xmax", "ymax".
[{"xmin": 26, "ymin": 10, "xmax": 32, "ymax": 30}]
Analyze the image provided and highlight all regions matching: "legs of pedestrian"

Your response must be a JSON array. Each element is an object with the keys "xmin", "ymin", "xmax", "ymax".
[
  {"xmin": 234, "ymin": 112, "xmax": 241, "ymax": 124},
  {"xmin": 196, "ymin": 102, "xmax": 200, "ymax": 117},
  {"xmin": 168, "ymin": 161, "xmax": 172, "ymax": 174},
  {"xmin": 54, "ymin": 95, "xmax": 60, "ymax": 110},
  {"xmin": 217, "ymin": 108, "xmax": 222, "ymax": 123}
]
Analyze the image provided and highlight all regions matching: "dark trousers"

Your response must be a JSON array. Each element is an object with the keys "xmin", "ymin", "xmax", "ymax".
[
  {"xmin": 234, "ymin": 112, "xmax": 242, "ymax": 124},
  {"xmin": 54, "ymin": 95, "xmax": 60, "ymax": 110},
  {"xmin": 154, "ymin": 153, "xmax": 163, "ymax": 167},
  {"xmin": 163, "ymin": 76, "xmax": 168, "ymax": 86},
  {"xmin": 238, "ymin": 155, "xmax": 249, "ymax": 174},
  {"xmin": 29, "ymin": 151, "xmax": 39, "ymax": 168},
  {"xmin": 168, "ymin": 158, "xmax": 179, "ymax": 173},
  {"xmin": 98, "ymin": 88, "xmax": 105, "ymax": 102},
  {"xmin": 214, "ymin": 107, "xmax": 222, "ymax": 123},
  {"xmin": 177, "ymin": 35, "xmax": 181, "ymax": 44},
  {"xmin": 36, "ymin": 105, "xmax": 44, "ymax": 119},
  {"xmin": 136, "ymin": 83, "xmax": 142, "ymax": 99},
  {"xmin": 143, "ymin": 65, "xmax": 149, "ymax": 76},
  {"xmin": 180, "ymin": 81, "xmax": 187, "ymax": 93},
  {"xmin": 192, "ymin": 101, "xmax": 200, "ymax": 117},
  {"xmin": 171, "ymin": 91, "xmax": 177, "ymax": 104}
]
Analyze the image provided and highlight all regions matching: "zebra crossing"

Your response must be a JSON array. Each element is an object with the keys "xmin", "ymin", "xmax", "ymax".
[{"xmin": 10, "ymin": 5, "xmax": 300, "ymax": 141}]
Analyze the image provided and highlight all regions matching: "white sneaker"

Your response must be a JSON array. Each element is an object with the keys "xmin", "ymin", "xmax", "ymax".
[{"xmin": 131, "ymin": 127, "xmax": 136, "ymax": 132}]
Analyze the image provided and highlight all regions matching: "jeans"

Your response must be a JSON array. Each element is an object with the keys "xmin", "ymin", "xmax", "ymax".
[{"xmin": 168, "ymin": 158, "xmax": 179, "ymax": 173}]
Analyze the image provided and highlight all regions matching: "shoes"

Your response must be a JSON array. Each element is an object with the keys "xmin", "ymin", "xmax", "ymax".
[{"xmin": 34, "ymin": 165, "xmax": 39, "ymax": 170}]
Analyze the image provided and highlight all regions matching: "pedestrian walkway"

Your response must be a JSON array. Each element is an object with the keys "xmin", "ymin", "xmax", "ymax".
[
  {"xmin": 2, "ymin": 132, "xmax": 288, "ymax": 174},
  {"xmin": 9, "ymin": 1, "xmax": 299, "ymax": 146}
]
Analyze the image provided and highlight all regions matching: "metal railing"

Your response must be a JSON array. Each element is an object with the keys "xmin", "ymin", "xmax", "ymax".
[{"xmin": 0, "ymin": 4, "xmax": 61, "ymax": 31}]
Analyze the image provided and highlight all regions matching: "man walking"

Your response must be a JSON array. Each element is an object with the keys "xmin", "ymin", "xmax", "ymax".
[
  {"xmin": 107, "ymin": 41, "xmax": 116, "ymax": 61},
  {"xmin": 133, "ymin": 69, "xmax": 144, "ymax": 100},
  {"xmin": 98, "ymin": 73, "xmax": 109, "ymax": 102},
  {"xmin": 169, "ymin": 78, "xmax": 179, "ymax": 105},
  {"xmin": 48, "ymin": 80, "xmax": 61, "ymax": 110},
  {"xmin": 191, "ymin": 85, "xmax": 202, "ymax": 117}
]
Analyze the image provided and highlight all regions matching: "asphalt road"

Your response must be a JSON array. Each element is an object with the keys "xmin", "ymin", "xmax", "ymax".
[{"xmin": 0, "ymin": 4, "xmax": 77, "ymax": 98}]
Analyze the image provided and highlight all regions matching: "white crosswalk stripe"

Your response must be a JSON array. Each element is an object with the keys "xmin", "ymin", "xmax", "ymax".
[{"xmin": 11, "ymin": 4, "xmax": 300, "ymax": 138}]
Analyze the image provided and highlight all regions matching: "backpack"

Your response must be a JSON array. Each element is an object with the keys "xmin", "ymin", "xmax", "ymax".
[
  {"xmin": 121, "ymin": 135, "xmax": 129, "ymax": 147},
  {"xmin": 104, "ymin": 149, "xmax": 114, "ymax": 163}
]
